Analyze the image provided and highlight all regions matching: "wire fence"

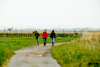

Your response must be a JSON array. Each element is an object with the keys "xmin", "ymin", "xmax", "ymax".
[{"xmin": 0, "ymin": 28, "xmax": 85, "ymax": 38}]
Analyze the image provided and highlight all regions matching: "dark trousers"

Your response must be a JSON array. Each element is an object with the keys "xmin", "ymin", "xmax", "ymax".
[
  {"xmin": 35, "ymin": 38, "xmax": 39, "ymax": 45},
  {"xmin": 43, "ymin": 38, "xmax": 46, "ymax": 46}
]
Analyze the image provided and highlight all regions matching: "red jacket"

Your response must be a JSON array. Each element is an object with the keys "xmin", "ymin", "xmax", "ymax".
[{"xmin": 42, "ymin": 32, "xmax": 48, "ymax": 38}]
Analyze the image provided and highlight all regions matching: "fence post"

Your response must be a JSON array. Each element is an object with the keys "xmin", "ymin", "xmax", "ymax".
[
  {"xmin": 4, "ymin": 28, "xmax": 6, "ymax": 43},
  {"xmin": 28, "ymin": 28, "xmax": 29, "ymax": 37},
  {"xmin": 73, "ymin": 30, "xmax": 76, "ymax": 37},
  {"xmin": 80, "ymin": 29, "xmax": 83, "ymax": 36},
  {"xmin": 63, "ymin": 29, "xmax": 64, "ymax": 34},
  {"xmin": 15, "ymin": 29, "xmax": 17, "ymax": 37},
  {"xmin": 21, "ymin": 29, "xmax": 23, "ymax": 37}
]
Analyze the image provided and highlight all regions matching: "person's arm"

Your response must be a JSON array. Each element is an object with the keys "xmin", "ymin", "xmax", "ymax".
[
  {"xmin": 46, "ymin": 32, "xmax": 48, "ymax": 38},
  {"xmin": 50, "ymin": 33, "xmax": 51, "ymax": 38},
  {"xmin": 38, "ymin": 33, "xmax": 40, "ymax": 37},
  {"xmin": 42, "ymin": 32, "xmax": 44, "ymax": 38},
  {"xmin": 54, "ymin": 33, "xmax": 56, "ymax": 38},
  {"xmin": 35, "ymin": 33, "xmax": 36, "ymax": 38}
]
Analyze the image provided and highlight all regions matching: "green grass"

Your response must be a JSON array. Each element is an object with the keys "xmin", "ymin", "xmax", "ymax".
[
  {"xmin": 51, "ymin": 40, "xmax": 100, "ymax": 67},
  {"xmin": 0, "ymin": 36, "xmax": 75, "ymax": 67}
]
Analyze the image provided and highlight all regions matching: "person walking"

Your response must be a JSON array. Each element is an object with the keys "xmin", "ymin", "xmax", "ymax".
[
  {"xmin": 50, "ymin": 30, "xmax": 56, "ymax": 46},
  {"xmin": 42, "ymin": 29, "xmax": 48, "ymax": 46},
  {"xmin": 35, "ymin": 30, "xmax": 40, "ymax": 46}
]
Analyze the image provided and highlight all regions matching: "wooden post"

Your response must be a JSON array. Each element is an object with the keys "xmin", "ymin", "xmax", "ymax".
[
  {"xmin": 15, "ymin": 29, "xmax": 17, "ymax": 37},
  {"xmin": 63, "ymin": 29, "xmax": 64, "ymax": 33},
  {"xmin": 4, "ymin": 28, "xmax": 6, "ymax": 43},
  {"xmin": 28, "ymin": 29, "xmax": 29, "ymax": 37}
]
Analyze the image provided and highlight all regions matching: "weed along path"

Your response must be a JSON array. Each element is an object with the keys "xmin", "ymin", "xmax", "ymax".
[{"xmin": 7, "ymin": 42, "xmax": 68, "ymax": 67}]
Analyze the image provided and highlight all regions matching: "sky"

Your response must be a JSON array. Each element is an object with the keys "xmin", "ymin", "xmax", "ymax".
[{"xmin": 0, "ymin": 0, "xmax": 100, "ymax": 30}]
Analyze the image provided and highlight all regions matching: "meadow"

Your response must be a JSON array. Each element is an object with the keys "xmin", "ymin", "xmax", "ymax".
[
  {"xmin": 51, "ymin": 31, "xmax": 100, "ymax": 67},
  {"xmin": 0, "ymin": 33, "xmax": 78, "ymax": 67}
]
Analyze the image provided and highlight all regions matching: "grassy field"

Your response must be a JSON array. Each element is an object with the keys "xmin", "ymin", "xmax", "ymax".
[
  {"xmin": 0, "ymin": 34, "xmax": 77, "ymax": 67},
  {"xmin": 51, "ymin": 31, "xmax": 100, "ymax": 67}
]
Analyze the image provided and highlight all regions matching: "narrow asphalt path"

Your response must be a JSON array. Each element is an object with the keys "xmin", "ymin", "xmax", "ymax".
[{"xmin": 8, "ymin": 42, "xmax": 68, "ymax": 67}]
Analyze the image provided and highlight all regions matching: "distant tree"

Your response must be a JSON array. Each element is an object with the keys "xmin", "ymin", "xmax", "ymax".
[
  {"xmin": 33, "ymin": 31, "xmax": 35, "ymax": 33},
  {"xmin": 8, "ymin": 28, "xmax": 12, "ymax": 31},
  {"xmin": 8, "ymin": 27, "xmax": 13, "ymax": 31}
]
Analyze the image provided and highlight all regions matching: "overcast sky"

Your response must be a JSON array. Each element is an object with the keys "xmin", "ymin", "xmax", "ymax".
[{"xmin": 0, "ymin": 0, "xmax": 100, "ymax": 29}]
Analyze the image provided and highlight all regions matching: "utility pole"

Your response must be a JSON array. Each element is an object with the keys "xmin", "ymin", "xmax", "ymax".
[{"xmin": 4, "ymin": 28, "xmax": 6, "ymax": 43}]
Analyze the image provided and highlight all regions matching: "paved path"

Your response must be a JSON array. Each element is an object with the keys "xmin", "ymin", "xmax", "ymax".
[{"xmin": 8, "ymin": 42, "xmax": 68, "ymax": 67}]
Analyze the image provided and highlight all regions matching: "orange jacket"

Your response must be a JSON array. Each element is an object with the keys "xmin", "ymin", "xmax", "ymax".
[{"xmin": 42, "ymin": 32, "xmax": 48, "ymax": 38}]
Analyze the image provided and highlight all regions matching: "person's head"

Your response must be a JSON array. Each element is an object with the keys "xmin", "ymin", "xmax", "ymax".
[
  {"xmin": 44, "ymin": 29, "xmax": 46, "ymax": 32},
  {"xmin": 52, "ymin": 30, "xmax": 54, "ymax": 33},
  {"xmin": 35, "ymin": 30, "xmax": 37, "ymax": 33}
]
